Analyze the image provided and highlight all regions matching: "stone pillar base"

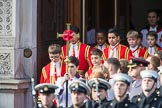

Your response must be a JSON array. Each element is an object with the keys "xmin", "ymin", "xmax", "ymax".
[{"xmin": 0, "ymin": 79, "xmax": 31, "ymax": 108}]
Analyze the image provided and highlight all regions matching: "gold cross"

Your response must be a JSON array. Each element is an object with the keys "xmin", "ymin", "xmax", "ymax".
[
  {"xmin": 57, "ymin": 23, "xmax": 80, "ymax": 38},
  {"xmin": 57, "ymin": 24, "xmax": 71, "ymax": 73},
  {"xmin": 57, "ymin": 23, "xmax": 71, "ymax": 38}
]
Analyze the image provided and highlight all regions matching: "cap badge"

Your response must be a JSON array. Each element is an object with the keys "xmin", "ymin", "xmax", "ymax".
[
  {"xmin": 95, "ymin": 78, "xmax": 100, "ymax": 85},
  {"xmin": 74, "ymin": 82, "xmax": 79, "ymax": 88},
  {"xmin": 44, "ymin": 86, "xmax": 48, "ymax": 91}
]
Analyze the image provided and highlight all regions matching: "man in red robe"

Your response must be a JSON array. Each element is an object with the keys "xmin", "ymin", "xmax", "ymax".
[{"xmin": 61, "ymin": 26, "xmax": 91, "ymax": 76}]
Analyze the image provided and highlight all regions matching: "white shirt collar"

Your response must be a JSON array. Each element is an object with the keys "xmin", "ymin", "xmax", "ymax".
[
  {"xmin": 130, "ymin": 46, "xmax": 138, "ymax": 51},
  {"xmin": 71, "ymin": 43, "xmax": 78, "ymax": 47},
  {"xmin": 148, "ymin": 46, "xmax": 155, "ymax": 55},
  {"xmin": 110, "ymin": 42, "xmax": 119, "ymax": 49},
  {"xmin": 149, "ymin": 26, "xmax": 158, "ymax": 32}
]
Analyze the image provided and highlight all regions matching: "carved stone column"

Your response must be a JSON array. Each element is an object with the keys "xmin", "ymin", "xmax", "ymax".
[
  {"xmin": 0, "ymin": 0, "xmax": 37, "ymax": 108},
  {"xmin": 0, "ymin": 0, "xmax": 14, "ymax": 78}
]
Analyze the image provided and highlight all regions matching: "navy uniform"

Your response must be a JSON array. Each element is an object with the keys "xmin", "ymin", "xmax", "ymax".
[
  {"xmin": 35, "ymin": 83, "xmax": 58, "ymax": 108},
  {"xmin": 132, "ymin": 70, "xmax": 162, "ymax": 108},
  {"xmin": 88, "ymin": 78, "xmax": 111, "ymax": 108},
  {"xmin": 104, "ymin": 73, "xmax": 138, "ymax": 108},
  {"xmin": 157, "ymin": 66, "xmax": 162, "ymax": 96},
  {"xmin": 69, "ymin": 79, "xmax": 93, "ymax": 108}
]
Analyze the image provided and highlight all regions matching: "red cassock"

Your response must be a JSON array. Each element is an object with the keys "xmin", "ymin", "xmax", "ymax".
[
  {"xmin": 39, "ymin": 61, "xmax": 66, "ymax": 84},
  {"xmin": 131, "ymin": 47, "xmax": 149, "ymax": 59},
  {"xmin": 61, "ymin": 42, "xmax": 92, "ymax": 74},
  {"xmin": 156, "ymin": 47, "xmax": 162, "ymax": 52},
  {"xmin": 103, "ymin": 44, "xmax": 132, "ymax": 61},
  {"xmin": 86, "ymin": 69, "xmax": 92, "ymax": 79}
]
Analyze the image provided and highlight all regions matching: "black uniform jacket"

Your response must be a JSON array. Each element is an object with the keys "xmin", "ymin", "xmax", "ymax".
[
  {"xmin": 91, "ymin": 98, "xmax": 110, "ymax": 108},
  {"xmin": 69, "ymin": 100, "xmax": 94, "ymax": 108},
  {"xmin": 69, "ymin": 105, "xmax": 86, "ymax": 108},
  {"xmin": 131, "ymin": 91, "xmax": 162, "ymax": 108},
  {"xmin": 104, "ymin": 95, "xmax": 138, "ymax": 108}
]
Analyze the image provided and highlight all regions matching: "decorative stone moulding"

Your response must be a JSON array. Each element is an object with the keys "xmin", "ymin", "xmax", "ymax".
[
  {"xmin": 0, "ymin": 37, "xmax": 14, "ymax": 47},
  {"xmin": 0, "ymin": 0, "xmax": 12, "ymax": 36},
  {"xmin": 0, "ymin": 52, "xmax": 13, "ymax": 78}
]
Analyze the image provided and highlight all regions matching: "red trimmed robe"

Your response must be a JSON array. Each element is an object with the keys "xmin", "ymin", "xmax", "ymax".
[
  {"xmin": 61, "ymin": 42, "xmax": 92, "ymax": 74},
  {"xmin": 40, "ymin": 61, "xmax": 66, "ymax": 84},
  {"xmin": 103, "ymin": 44, "xmax": 132, "ymax": 61}
]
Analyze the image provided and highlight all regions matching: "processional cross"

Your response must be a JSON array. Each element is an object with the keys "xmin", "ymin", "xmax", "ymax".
[
  {"xmin": 57, "ymin": 23, "xmax": 79, "ymax": 107},
  {"xmin": 57, "ymin": 23, "xmax": 79, "ymax": 72}
]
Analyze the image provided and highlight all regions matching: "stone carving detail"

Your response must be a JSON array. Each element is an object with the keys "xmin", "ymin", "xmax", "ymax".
[
  {"xmin": 0, "ymin": 0, "xmax": 12, "ymax": 36},
  {"xmin": 0, "ymin": 53, "xmax": 12, "ymax": 75},
  {"xmin": 0, "ymin": 38, "xmax": 14, "ymax": 47}
]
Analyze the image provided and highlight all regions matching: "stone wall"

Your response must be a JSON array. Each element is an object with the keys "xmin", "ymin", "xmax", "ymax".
[{"xmin": 0, "ymin": 0, "xmax": 37, "ymax": 108}]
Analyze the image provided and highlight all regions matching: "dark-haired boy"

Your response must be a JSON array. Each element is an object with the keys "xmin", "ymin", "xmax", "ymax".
[
  {"xmin": 103, "ymin": 28, "xmax": 132, "ymax": 61},
  {"xmin": 86, "ymin": 48, "xmax": 103, "ymax": 79},
  {"xmin": 146, "ymin": 31, "xmax": 162, "ymax": 55},
  {"xmin": 55, "ymin": 56, "xmax": 80, "ymax": 107},
  {"xmin": 95, "ymin": 29, "xmax": 109, "ymax": 51}
]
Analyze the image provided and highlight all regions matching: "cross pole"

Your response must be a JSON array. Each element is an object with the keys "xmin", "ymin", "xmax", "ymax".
[{"xmin": 57, "ymin": 23, "xmax": 79, "ymax": 108}]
